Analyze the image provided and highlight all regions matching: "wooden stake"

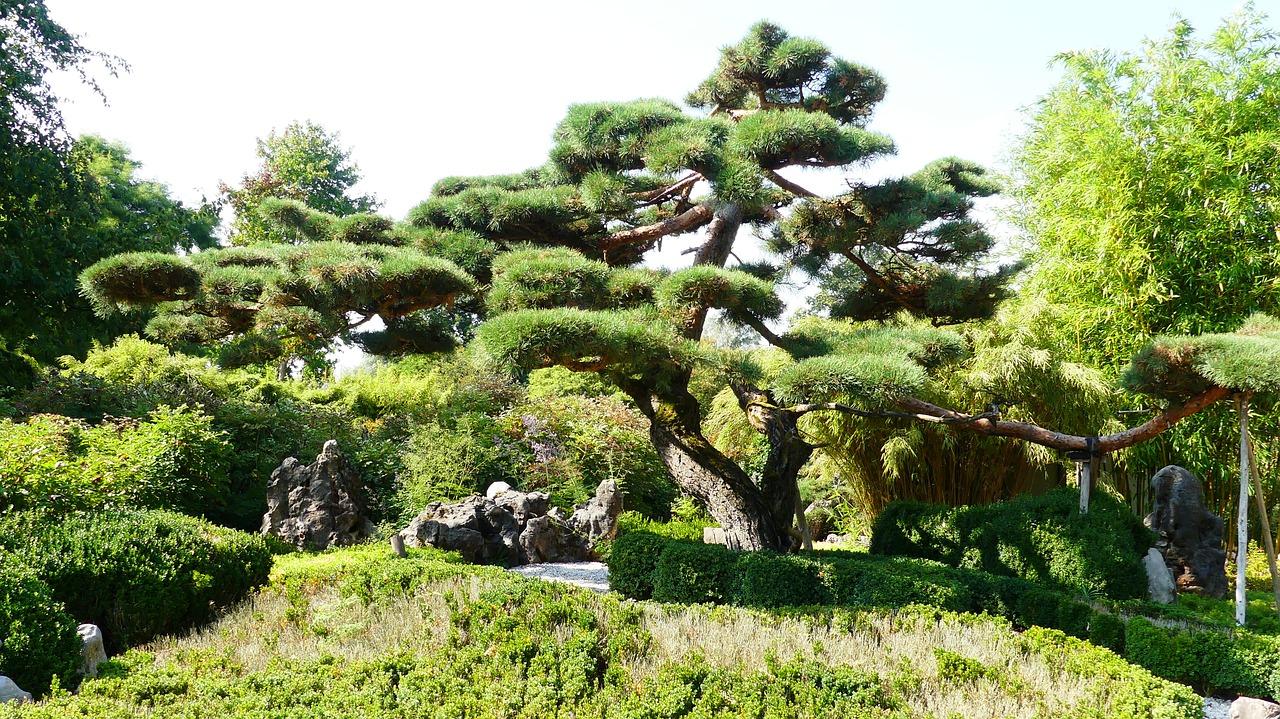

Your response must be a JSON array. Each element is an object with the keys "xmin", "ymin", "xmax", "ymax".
[
  {"xmin": 1246, "ymin": 437, "xmax": 1280, "ymax": 621},
  {"xmin": 1236, "ymin": 394, "xmax": 1251, "ymax": 627}
]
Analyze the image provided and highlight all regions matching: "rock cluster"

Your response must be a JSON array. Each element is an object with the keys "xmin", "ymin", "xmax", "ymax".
[
  {"xmin": 261, "ymin": 440, "xmax": 373, "ymax": 550},
  {"xmin": 400, "ymin": 478, "xmax": 622, "ymax": 565},
  {"xmin": 1144, "ymin": 465, "xmax": 1228, "ymax": 599}
]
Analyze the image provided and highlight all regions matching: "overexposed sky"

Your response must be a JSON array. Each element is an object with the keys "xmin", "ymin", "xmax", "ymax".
[{"xmin": 47, "ymin": 0, "xmax": 1262, "ymax": 223}]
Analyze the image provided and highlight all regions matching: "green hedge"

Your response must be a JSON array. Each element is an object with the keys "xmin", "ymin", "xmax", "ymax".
[
  {"xmin": 0, "ymin": 509, "xmax": 273, "ymax": 653},
  {"xmin": 608, "ymin": 532, "xmax": 1280, "ymax": 700},
  {"xmin": 868, "ymin": 487, "xmax": 1155, "ymax": 600},
  {"xmin": 0, "ymin": 555, "xmax": 81, "ymax": 695}
]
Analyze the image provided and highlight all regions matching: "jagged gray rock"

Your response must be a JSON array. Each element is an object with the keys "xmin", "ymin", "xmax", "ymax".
[
  {"xmin": 1144, "ymin": 465, "xmax": 1228, "ymax": 599},
  {"xmin": 567, "ymin": 478, "xmax": 622, "ymax": 547},
  {"xmin": 0, "ymin": 676, "xmax": 30, "ymax": 704},
  {"xmin": 401, "ymin": 479, "xmax": 621, "ymax": 565},
  {"xmin": 78, "ymin": 623, "xmax": 107, "ymax": 677},
  {"xmin": 261, "ymin": 440, "xmax": 373, "ymax": 550},
  {"xmin": 1142, "ymin": 548, "xmax": 1177, "ymax": 604},
  {"xmin": 1230, "ymin": 697, "xmax": 1280, "ymax": 719}
]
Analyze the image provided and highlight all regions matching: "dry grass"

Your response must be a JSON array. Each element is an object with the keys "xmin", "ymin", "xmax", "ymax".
[{"xmin": 145, "ymin": 575, "xmax": 1117, "ymax": 718}]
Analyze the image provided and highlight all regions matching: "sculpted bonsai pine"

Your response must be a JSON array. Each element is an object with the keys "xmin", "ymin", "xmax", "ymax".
[{"xmin": 82, "ymin": 22, "xmax": 1271, "ymax": 552}]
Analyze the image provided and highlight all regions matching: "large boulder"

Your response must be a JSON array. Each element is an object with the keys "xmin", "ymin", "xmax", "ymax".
[
  {"xmin": 261, "ymin": 440, "xmax": 373, "ymax": 550},
  {"xmin": 400, "ymin": 479, "xmax": 621, "ymax": 565},
  {"xmin": 0, "ymin": 676, "xmax": 30, "ymax": 704},
  {"xmin": 1230, "ymin": 697, "xmax": 1280, "ymax": 719},
  {"xmin": 1144, "ymin": 465, "xmax": 1228, "ymax": 599}
]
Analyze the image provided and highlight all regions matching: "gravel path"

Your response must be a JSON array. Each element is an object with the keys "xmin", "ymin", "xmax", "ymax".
[
  {"xmin": 1202, "ymin": 696, "xmax": 1231, "ymax": 719},
  {"xmin": 508, "ymin": 561, "xmax": 610, "ymax": 593}
]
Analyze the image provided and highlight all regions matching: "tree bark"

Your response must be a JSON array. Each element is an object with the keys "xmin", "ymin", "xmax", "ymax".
[
  {"xmin": 732, "ymin": 383, "xmax": 814, "ymax": 548},
  {"xmin": 615, "ymin": 375, "xmax": 792, "ymax": 552}
]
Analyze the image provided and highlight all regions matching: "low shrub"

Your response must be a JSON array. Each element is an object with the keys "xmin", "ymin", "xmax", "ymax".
[
  {"xmin": 869, "ymin": 487, "xmax": 1155, "ymax": 600},
  {"xmin": 0, "ymin": 555, "xmax": 81, "ymax": 696},
  {"xmin": 651, "ymin": 541, "xmax": 736, "ymax": 604},
  {"xmin": 0, "ymin": 509, "xmax": 272, "ymax": 652},
  {"xmin": 607, "ymin": 533, "xmax": 1280, "ymax": 701},
  {"xmin": 734, "ymin": 551, "xmax": 826, "ymax": 608},
  {"xmin": 606, "ymin": 530, "xmax": 669, "ymax": 600}
]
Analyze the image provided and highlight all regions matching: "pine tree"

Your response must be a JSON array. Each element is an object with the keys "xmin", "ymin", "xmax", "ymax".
[{"xmin": 82, "ymin": 22, "xmax": 1268, "ymax": 551}]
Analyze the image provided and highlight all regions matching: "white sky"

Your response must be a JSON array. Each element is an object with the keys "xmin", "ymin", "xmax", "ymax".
[
  {"xmin": 47, "ymin": 0, "xmax": 1262, "ymax": 220},
  {"xmin": 40, "ymin": 0, "xmax": 1268, "ymax": 367}
]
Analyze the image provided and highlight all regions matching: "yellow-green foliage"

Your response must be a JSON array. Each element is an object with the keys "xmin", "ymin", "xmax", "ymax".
[
  {"xmin": 0, "ymin": 543, "xmax": 1201, "ymax": 719},
  {"xmin": 1122, "ymin": 314, "xmax": 1280, "ymax": 400}
]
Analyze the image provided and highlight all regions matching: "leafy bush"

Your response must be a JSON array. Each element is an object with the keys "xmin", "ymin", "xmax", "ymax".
[
  {"xmin": 0, "ymin": 509, "xmax": 272, "ymax": 652},
  {"xmin": 651, "ymin": 541, "xmax": 736, "ymax": 604},
  {"xmin": 0, "ymin": 406, "xmax": 231, "ymax": 515},
  {"xmin": 606, "ymin": 530, "xmax": 669, "ymax": 600},
  {"xmin": 869, "ymin": 487, "xmax": 1155, "ymax": 600},
  {"xmin": 734, "ymin": 551, "xmax": 826, "ymax": 607},
  {"xmin": 0, "ymin": 555, "xmax": 81, "ymax": 696}
]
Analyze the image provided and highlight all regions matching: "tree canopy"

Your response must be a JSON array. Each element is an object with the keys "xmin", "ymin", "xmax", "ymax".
[
  {"xmin": 82, "ymin": 20, "xmax": 1272, "ymax": 552},
  {"xmin": 220, "ymin": 120, "xmax": 380, "ymax": 245}
]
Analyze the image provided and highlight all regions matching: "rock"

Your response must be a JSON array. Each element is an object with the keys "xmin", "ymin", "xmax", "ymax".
[
  {"xmin": 1229, "ymin": 697, "xmax": 1280, "ymax": 719},
  {"xmin": 1142, "ymin": 548, "xmax": 1177, "ymax": 604},
  {"xmin": 485, "ymin": 481, "xmax": 513, "ymax": 499},
  {"xmin": 1144, "ymin": 465, "xmax": 1229, "ymax": 599},
  {"xmin": 400, "ymin": 479, "xmax": 619, "ymax": 565},
  {"xmin": 260, "ymin": 440, "xmax": 373, "ymax": 550},
  {"xmin": 567, "ymin": 479, "xmax": 623, "ymax": 548},
  {"xmin": 78, "ymin": 623, "xmax": 107, "ymax": 677},
  {"xmin": 0, "ymin": 676, "xmax": 30, "ymax": 704}
]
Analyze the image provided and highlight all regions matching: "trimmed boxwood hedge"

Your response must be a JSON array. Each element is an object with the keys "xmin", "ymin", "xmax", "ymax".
[
  {"xmin": 607, "ymin": 530, "xmax": 1280, "ymax": 700},
  {"xmin": 0, "ymin": 555, "xmax": 81, "ymax": 695},
  {"xmin": 0, "ymin": 509, "xmax": 273, "ymax": 653},
  {"xmin": 868, "ymin": 487, "xmax": 1155, "ymax": 600}
]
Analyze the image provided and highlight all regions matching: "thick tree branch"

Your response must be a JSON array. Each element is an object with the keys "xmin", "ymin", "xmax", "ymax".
[
  {"xmin": 890, "ymin": 384, "xmax": 1231, "ymax": 452},
  {"xmin": 841, "ymin": 248, "xmax": 924, "ymax": 313},
  {"xmin": 637, "ymin": 173, "xmax": 702, "ymax": 205},
  {"xmin": 763, "ymin": 169, "xmax": 818, "ymax": 198},
  {"xmin": 600, "ymin": 201, "xmax": 714, "ymax": 257}
]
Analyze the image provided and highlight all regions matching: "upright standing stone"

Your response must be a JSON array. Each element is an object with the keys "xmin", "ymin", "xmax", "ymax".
[
  {"xmin": 1144, "ymin": 465, "xmax": 1228, "ymax": 599},
  {"xmin": 1142, "ymin": 548, "xmax": 1177, "ymax": 604},
  {"xmin": 78, "ymin": 623, "xmax": 107, "ymax": 677},
  {"xmin": 261, "ymin": 440, "xmax": 373, "ymax": 550}
]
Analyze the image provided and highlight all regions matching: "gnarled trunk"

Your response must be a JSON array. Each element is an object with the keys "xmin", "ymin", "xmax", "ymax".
[{"xmin": 617, "ymin": 375, "xmax": 793, "ymax": 551}]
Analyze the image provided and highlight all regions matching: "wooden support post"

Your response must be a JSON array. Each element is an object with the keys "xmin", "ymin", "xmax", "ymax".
[
  {"xmin": 1067, "ymin": 443, "xmax": 1096, "ymax": 514},
  {"xmin": 390, "ymin": 533, "xmax": 407, "ymax": 559},
  {"xmin": 1236, "ymin": 394, "xmax": 1251, "ymax": 627},
  {"xmin": 1246, "ymin": 437, "xmax": 1280, "ymax": 621}
]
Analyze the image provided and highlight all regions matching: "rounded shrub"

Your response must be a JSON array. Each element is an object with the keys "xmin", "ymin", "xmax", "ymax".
[
  {"xmin": 734, "ymin": 551, "xmax": 827, "ymax": 608},
  {"xmin": 0, "ymin": 554, "xmax": 81, "ymax": 695},
  {"xmin": 651, "ymin": 540, "xmax": 736, "ymax": 604},
  {"xmin": 607, "ymin": 530, "xmax": 670, "ymax": 600},
  {"xmin": 869, "ymin": 487, "xmax": 1155, "ymax": 600},
  {"xmin": 0, "ymin": 509, "xmax": 273, "ymax": 652},
  {"xmin": 1088, "ymin": 613, "xmax": 1127, "ymax": 654}
]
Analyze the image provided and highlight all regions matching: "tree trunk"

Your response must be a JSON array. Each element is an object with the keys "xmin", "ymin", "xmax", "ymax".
[
  {"xmin": 616, "ymin": 375, "xmax": 792, "ymax": 551},
  {"xmin": 732, "ymin": 382, "xmax": 814, "ymax": 547}
]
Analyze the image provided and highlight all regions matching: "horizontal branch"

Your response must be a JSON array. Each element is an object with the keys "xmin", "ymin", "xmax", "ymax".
[
  {"xmin": 786, "ymin": 401, "xmax": 1000, "ymax": 425},
  {"xmin": 891, "ymin": 384, "xmax": 1232, "ymax": 453},
  {"xmin": 763, "ymin": 169, "xmax": 818, "ymax": 198},
  {"xmin": 600, "ymin": 201, "xmax": 714, "ymax": 257},
  {"xmin": 637, "ymin": 173, "xmax": 702, "ymax": 205}
]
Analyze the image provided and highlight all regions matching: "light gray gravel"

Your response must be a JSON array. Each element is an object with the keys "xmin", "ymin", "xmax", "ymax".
[
  {"xmin": 508, "ymin": 561, "xmax": 610, "ymax": 593},
  {"xmin": 1202, "ymin": 696, "xmax": 1231, "ymax": 719}
]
